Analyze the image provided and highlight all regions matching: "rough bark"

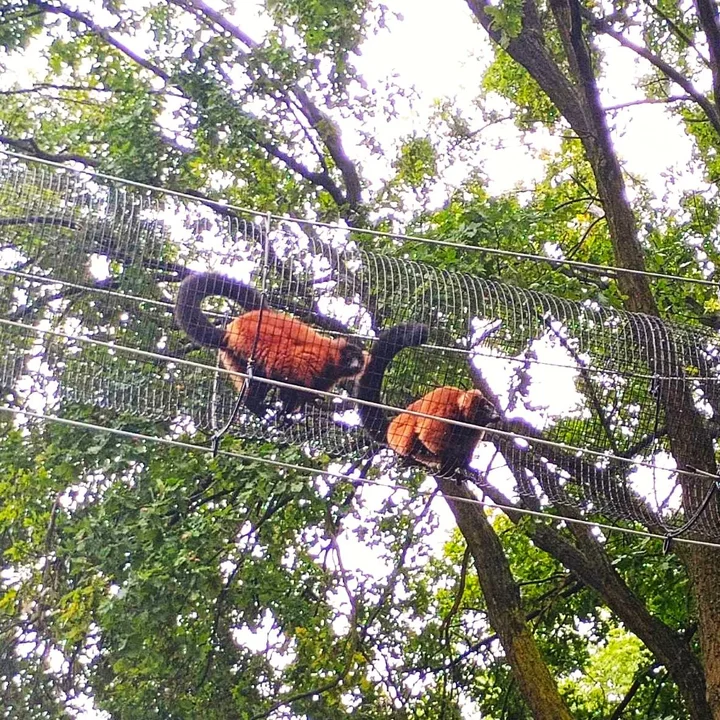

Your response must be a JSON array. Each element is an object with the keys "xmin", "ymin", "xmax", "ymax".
[
  {"xmin": 470, "ymin": 340, "xmax": 711, "ymax": 717},
  {"xmin": 464, "ymin": 0, "xmax": 720, "ymax": 716},
  {"xmin": 693, "ymin": 0, "xmax": 720, "ymax": 120},
  {"xmin": 436, "ymin": 477, "xmax": 574, "ymax": 720},
  {"xmin": 467, "ymin": 361, "xmax": 712, "ymax": 719}
]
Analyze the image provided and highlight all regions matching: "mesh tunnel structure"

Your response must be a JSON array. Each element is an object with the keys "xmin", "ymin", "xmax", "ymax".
[{"xmin": 1, "ymin": 152, "xmax": 720, "ymax": 541}]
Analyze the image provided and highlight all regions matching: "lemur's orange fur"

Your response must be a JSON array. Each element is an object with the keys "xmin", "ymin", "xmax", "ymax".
[
  {"xmin": 218, "ymin": 309, "xmax": 367, "ymax": 405},
  {"xmin": 175, "ymin": 272, "xmax": 366, "ymax": 415},
  {"xmin": 356, "ymin": 325, "xmax": 499, "ymax": 477},
  {"xmin": 386, "ymin": 387, "xmax": 498, "ymax": 473}
]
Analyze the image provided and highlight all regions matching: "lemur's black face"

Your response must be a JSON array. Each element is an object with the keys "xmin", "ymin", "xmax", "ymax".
[
  {"xmin": 339, "ymin": 342, "xmax": 367, "ymax": 376},
  {"xmin": 474, "ymin": 395, "xmax": 501, "ymax": 426}
]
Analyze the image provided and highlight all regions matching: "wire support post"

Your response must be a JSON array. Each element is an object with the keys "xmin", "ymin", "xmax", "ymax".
[
  {"xmin": 209, "ymin": 297, "xmax": 267, "ymax": 457},
  {"xmin": 208, "ymin": 286, "xmax": 269, "ymax": 456},
  {"xmin": 210, "ymin": 358, "xmax": 256, "ymax": 457}
]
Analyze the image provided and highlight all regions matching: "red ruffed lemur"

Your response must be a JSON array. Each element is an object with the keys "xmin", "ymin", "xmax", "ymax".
[
  {"xmin": 358, "ymin": 325, "xmax": 500, "ymax": 477},
  {"xmin": 175, "ymin": 271, "xmax": 368, "ymax": 416}
]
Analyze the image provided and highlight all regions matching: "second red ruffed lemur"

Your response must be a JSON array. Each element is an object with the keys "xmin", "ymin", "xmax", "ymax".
[{"xmin": 358, "ymin": 325, "xmax": 500, "ymax": 477}]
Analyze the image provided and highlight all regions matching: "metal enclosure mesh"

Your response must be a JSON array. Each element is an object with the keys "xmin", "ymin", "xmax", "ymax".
[{"xmin": 1, "ymin": 153, "xmax": 719, "ymax": 540}]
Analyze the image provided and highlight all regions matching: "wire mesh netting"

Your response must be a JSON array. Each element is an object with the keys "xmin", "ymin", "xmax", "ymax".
[{"xmin": 1, "ymin": 152, "xmax": 720, "ymax": 540}]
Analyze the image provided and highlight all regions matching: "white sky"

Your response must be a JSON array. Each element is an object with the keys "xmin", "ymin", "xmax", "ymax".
[{"xmin": 352, "ymin": 0, "xmax": 701, "ymax": 202}]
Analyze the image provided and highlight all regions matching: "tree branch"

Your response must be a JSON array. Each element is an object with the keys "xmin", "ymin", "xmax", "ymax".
[
  {"xmin": 24, "ymin": 1, "xmax": 364, "ymax": 216},
  {"xmin": 466, "ymin": 0, "xmax": 590, "ymax": 133},
  {"xmin": 0, "ymin": 82, "xmax": 175, "ymax": 97},
  {"xmin": 0, "ymin": 135, "xmax": 100, "ymax": 167},
  {"xmin": 0, "ymin": 215, "xmax": 79, "ymax": 230},
  {"xmin": 692, "ymin": 0, "xmax": 720, "ymax": 118},
  {"xmin": 640, "ymin": 0, "xmax": 709, "ymax": 66},
  {"xmin": 467, "ymin": 0, "xmax": 659, "ymax": 312},
  {"xmin": 174, "ymin": 0, "xmax": 363, "ymax": 213},
  {"xmin": 604, "ymin": 94, "xmax": 693, "ymax": 111},
  {"xmin": 466, "ymin": 1, "xmax": 718, "ymax": 714},
  {"xmin": 467, "ymin": 344, "xmax": 710, "ymax": 717},
  {"xmin": 254, "ymin": 136, "xmax": 345, "ymax": 207},
  {"xmin": 438, "ymin": 546, "xmax": 471, "ymax": 649},
  {"xmin": 584, "ymin": 6, "xmax": 720, "ymax": 136},
  {"xmin": 467, "ymin": 354, "xmax": 662, "ymax": 530},
  {"xmin": 29, "ymin": 1, "xmax": 171, "ymax": 82},
  {"xmin": 249, "ymin": 632, "xmax": 358, "ymax": 720},
  {"xmin": 480, "ymin": 480, "xmax": 710, "ymax": 719},
  {"xmin": 608, "ymin": 661, "xmax": 661, "ymax": 720}
]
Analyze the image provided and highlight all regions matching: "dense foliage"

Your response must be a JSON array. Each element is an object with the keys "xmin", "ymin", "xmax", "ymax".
[{"xmin": 2, "ymin": 0, "xmax": 720, "ymax": 718}]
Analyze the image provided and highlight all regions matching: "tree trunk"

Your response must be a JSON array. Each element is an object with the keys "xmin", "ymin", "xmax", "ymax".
[
  {"xmin": 483, "ymin": 479, "xmax": 711, "ymax": 719},
  {"xmin": 436, "ymin": 477, "xmax": 574, "ymax": 720},
  {"xmin": 464, "ymin": 0, "xmax": 720, "ymax": 716}
]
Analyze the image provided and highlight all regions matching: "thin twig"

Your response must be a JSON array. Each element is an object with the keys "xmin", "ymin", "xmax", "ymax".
[
  {"xmin": 438, "ymin": 547, "xmax": 471, "ymax": 649},
  {"xmin": 608, "ymin": 661, "xmax": 661, "ymax": 720}
]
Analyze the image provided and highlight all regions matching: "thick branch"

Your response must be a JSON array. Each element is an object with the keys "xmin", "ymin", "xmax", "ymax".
[
  {"xmin": 568, "ymin": 0, "xmax": 659, "ymax": 313},
  {"xmin": 468, "ymin": 358, "xmax": 663, "ymax": 531},
  {"xmin": 466, "ymin": 0, "xmax": 589, "ymax": 131},
  {"xmin": 436, "ymin": 477, "xmax": 573, "ymax": 720},
  {"xmin": 0, "ymin": 135, "xmax": 99, "ymax": 167},
  {"xmin": 254, "ymin": 136, "xmax": 345, "ymax": 207},
  {"xmin": 466, "ymin": 1, "xmax": 720, "ymax": 714},
  {"xmin": 693, "ymin": 0, "xmax": 720, "ymax": 117}
]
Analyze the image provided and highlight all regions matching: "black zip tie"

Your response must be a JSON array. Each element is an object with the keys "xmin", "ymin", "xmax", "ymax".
[{"xmin": 663, "ymin": 467, "xmax": 720, "ymax": 553}]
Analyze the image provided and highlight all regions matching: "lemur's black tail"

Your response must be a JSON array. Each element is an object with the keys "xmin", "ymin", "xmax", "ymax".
[
  {"xmin": 357, "ymin": 323, "xmax": 429, "ymax": 442},
  {"xmin": 175, "ymin": 272, "xmax": 264, "ymax": 349}
]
